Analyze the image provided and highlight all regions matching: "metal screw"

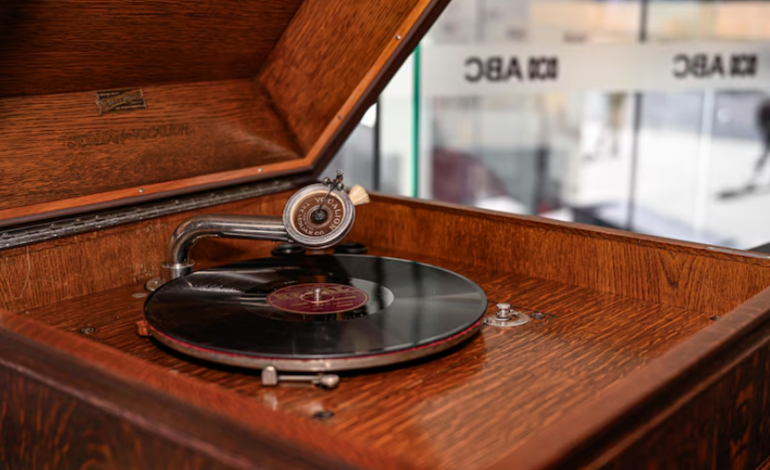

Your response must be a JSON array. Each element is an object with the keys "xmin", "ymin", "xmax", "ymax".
[
  {"xmin": 145, "ymin": 277, "xmax": 162, "ymax": 292},
  {"xmin": 396, "ymin": 34, "xmax": 402, "ymax": 40},
  {"xmin": 530, "ymin": 311, "xmax": 546, "ymax": 320},
  {"xmin": 138, "ymin": 188, "xmax": 144, "ymax": 193},
  {"xmin": 80, "ymin": 327, "xmax": 96, "ymax": 334},
  {"xmin": 710, "ymin": 315, "xmax": 721, "ymax": 321},
  {"xmin": 337, "ymin": 115, "xmax": 342, "ymax": 120},
  {"xmin": 261, "ymin": 366, "xmax": 339, "ymax": 389},
  {"xmin": 312, "ymin": 410, "xmax": 335, "ymax": 420},
  {"xmin": 258, "ymin": 167, "xmax": 263, "ymax": 173}
]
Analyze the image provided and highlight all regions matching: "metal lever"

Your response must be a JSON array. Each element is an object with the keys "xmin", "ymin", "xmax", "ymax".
[{"xmin": 261, "ymin": 366, "xmax": 340, "ymax": 389}]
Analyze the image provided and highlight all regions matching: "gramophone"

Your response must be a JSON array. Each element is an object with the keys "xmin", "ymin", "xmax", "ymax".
[{"xmin": 1, "ymin": 1, "xmax": 770, "ymax": 469}]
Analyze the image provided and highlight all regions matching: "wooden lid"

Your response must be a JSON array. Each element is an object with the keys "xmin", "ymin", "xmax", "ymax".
[{"xmin": 0, "ymin": 0, "xmax": 446, "ymax": 226}]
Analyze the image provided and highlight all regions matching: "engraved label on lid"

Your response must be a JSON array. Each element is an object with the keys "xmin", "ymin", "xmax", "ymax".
[
  {"xmin": 95, "ymin": 88, "xmax": 147, "ymax": 116},
  {"xmin": 64, "ymin": 123, "xmax": 191, "ymax": 149}
]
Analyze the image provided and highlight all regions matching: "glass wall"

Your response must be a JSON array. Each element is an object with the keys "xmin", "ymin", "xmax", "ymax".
[{"xmin": 330, "ymin": 0, "xmax": 770, "ymax": 249}]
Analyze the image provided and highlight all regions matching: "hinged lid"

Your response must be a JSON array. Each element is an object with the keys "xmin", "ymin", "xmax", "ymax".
[{"xmin": 0, "ymin": 0, "xmax": 447, "ymax": 226}]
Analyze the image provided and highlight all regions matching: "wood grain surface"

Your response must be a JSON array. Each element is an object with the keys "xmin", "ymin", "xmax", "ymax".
[
  {"xmin": 0, "ymin": 0, "xmax": 304, "ymax": 98},
  {"xmin": 0, "ymin": 80, "xmax": 301, "ymax": 219},
  {"xmin": 5, "ymin": 191, "xmax": 768, "ymax": 316},
  {"xmin": 22, "ymin": 248, "xmax": 713, "ymax": 470},
  {"xmin": 493, "ymin": 284, "xmax": 770, "ymax": 470},
  {"xmin": 0, "ymin": 320, "xmax": 396, "ymax": 470},
  {"xmin": 0, "ymin": 0, "xmax": 448, "ymax": 226},
  {"xmin": 589, "ymin": 316, "xmax": 770, "ymax": 470},
  {"xmin": 0, "ymin": 80, "xmax": 300, "ymax": 209},
  {"xmin": 260, "ymin": 0, "xmax": 431, "ymax": 152},
  {"xmin": 3, "ymin": 193, "xmax": 770, "ymax": 468},
  {"xmin": 299, "ymin": 0, "xmax": 452, "ymax": 181},
  {"xmin": 349, "ymin": 195, "xmax": 770, "ymax": 315},
  {"xmin": 0, "ymin": 191, "xmax": 292, "ymax": 314}
]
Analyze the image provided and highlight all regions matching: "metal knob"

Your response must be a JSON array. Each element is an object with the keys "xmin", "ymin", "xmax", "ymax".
[
  {"xmin": 261, "ymin": 366, "xmax": 340, "ymax": 389},
  {"xmin": 496, "ymin": 303, "xmax": 512, "ymax": 320},
  {"xmin": 485, "ymin": 302, "xmax": 531, "ymax": 328}
]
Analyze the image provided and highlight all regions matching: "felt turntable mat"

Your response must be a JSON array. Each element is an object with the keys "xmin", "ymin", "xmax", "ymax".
[{"xmin": 144, "ymin": 255, "xmax": 487, "ymax": 359}]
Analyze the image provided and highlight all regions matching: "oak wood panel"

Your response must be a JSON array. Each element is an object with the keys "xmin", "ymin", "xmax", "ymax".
[
  {"xmin": 24, "ymin": 248, "xmax": 713, "ymax": 470},
  {"xmin": 494, "ymin": 285, "xmax": 770, "ymax": 469},
  {"xmin": 0, "ymin": 321, "xmax": 393, "ymax": 470},
  {"xmin": 0, "ymin": 0, "xmax": 304, "ymax": 98},
  {"xmin": 594, "ymin": 325, "xmax": 770, "ymax": 470},
  {"xmin": 300, "ymin": 0, "xmax": 453, "ymax": 181},
  {"xmin": 0, "ymin": 369, "xmax": 233, "ymax": 470},
  {"xmin": 1, "ymin": 191, "xmax": 768, "ymax": 322},
  {"xmin": 1, "ymin": 194, "xmax": 770, "ymax": 468},
  {"xmin": 0, "ymin": 191, "xmax": 293, "ymax": 314},
  {"xmin": 0, "ymin": 80, "xmax": 301, "ymax": 220},
  {"xmin": 349, "ymin": 196, "xmax": 770, "ymax": 315},
  {"xmin": 0, "ymin": 0, "xmax": 449, "ymax": 225},
  {"xmin": 260, "ymin": 0, "xmax": 430, "ymax": 151}
]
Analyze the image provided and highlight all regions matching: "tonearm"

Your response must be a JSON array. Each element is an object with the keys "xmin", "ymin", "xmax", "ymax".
[{"xmin": 147, "ymin": 170, "xmax": 369, "ymax": 289}]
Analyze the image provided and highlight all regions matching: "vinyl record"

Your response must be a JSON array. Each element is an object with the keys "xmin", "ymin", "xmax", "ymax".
[{"xmin": 144, "ymin": 255, "xmax": 487, "ymax": 371}]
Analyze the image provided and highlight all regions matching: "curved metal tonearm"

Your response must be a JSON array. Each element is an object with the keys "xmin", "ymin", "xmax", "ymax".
[
  {"xmin": 160, "ymin": 214, "xmax": 288, "ymax": 282},
  {"xmin": 149, "ymin": 171, "xmax": 366, "ymax": 291}
]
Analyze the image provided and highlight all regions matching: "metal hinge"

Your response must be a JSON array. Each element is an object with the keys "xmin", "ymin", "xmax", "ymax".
[{"xmin": 0, "ymin": 179, "xmax": 299, "ymax": 251}]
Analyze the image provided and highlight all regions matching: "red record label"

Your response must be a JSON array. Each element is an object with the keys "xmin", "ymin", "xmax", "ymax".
[{"xmin": 266, "ymin": 283, "xmax": 369, "ymax": 315}]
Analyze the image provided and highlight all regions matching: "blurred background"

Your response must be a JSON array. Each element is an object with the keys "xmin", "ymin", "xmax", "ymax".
[{"xmin": 329, "ymin": 0, "xmax": 770, "ymax": 249}]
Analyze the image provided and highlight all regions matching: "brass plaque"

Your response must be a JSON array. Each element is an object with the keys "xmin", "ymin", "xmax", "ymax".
[{"xmin": 95, "ymin": 89, "xmax": 146, "ymax": 115}]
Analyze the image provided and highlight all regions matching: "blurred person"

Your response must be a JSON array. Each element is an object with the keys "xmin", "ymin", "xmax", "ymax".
[
  {"xmin": 585, "ymin": 93, "xmax": 627, "ymax": 161},
  {"xmin": 719, "ymin": 96, "xmax": 770, "ymax": 199},
  {"xmin": 744, "ymin": 97, "xmax": 770, "ymax": 191}
]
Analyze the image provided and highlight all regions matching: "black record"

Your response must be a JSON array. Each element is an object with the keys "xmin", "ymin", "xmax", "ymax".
[{"xmin": 144, "ymin": 255, "xmax": 487, "ymax": 371}]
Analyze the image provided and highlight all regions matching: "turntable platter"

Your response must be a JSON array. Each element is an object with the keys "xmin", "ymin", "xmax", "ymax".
[{"xmin": 144, "ymin": 255, "xmax": 487, "ymax": 371}]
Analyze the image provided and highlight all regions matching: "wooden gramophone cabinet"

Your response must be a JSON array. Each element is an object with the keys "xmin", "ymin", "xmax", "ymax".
[{"xmin": 2, "ymin": 1, "xmax": 770, "ymax": 469}]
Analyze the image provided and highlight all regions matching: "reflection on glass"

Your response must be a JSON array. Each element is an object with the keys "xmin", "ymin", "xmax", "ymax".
[
  {"xmin": 414, "ymin": 0, "xmax": 641, "ymax": 225},
  {"xmin": 331, "ymin": 0, "xmax": 770, "ymax": 249}
]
